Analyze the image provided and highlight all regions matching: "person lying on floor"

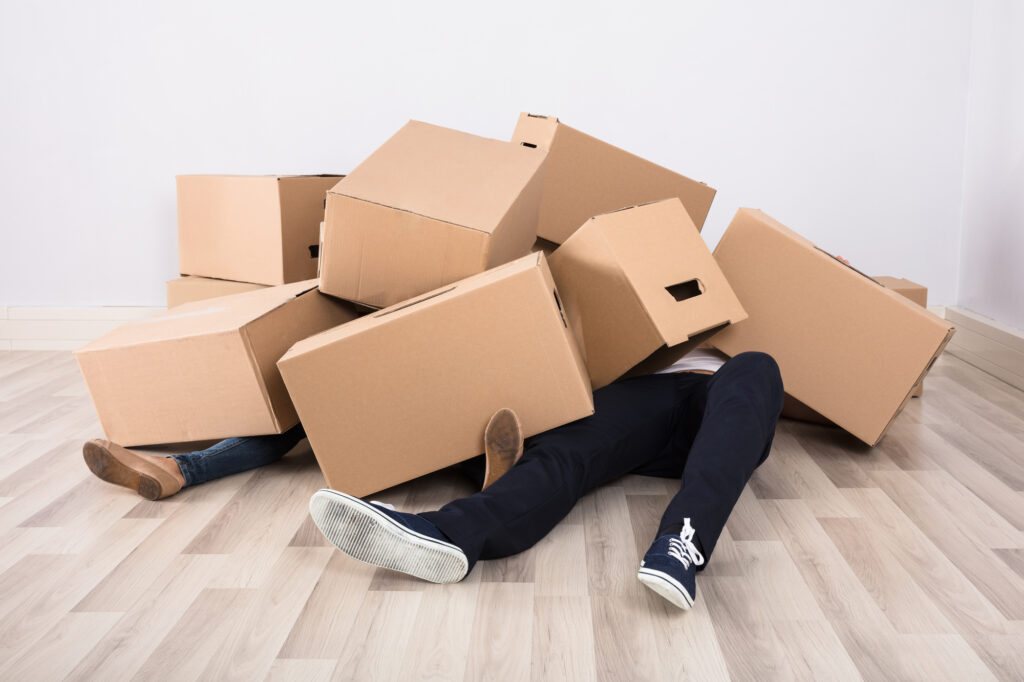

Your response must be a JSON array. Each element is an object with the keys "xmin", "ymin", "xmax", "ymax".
[
  {"xmin": 82, "ymin": 425, "xmax": 308, "ymax": 500},
  {"xmin": 308, "ymin": 350, "xmax": 783, "ymax": 611}
]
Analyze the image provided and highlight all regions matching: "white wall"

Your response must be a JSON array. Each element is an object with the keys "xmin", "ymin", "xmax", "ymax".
[
  {"xmin": 0, "ymin": 0, "xmax": 975, "ymax": 307},
  {"xmin": 957, "ymin": 0, "xmax": 1024, "ymax": 330}
]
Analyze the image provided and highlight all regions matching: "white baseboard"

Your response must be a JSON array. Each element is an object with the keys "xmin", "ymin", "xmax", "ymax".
[
  {"xmin": 943, "ymin": 306, "xmax": 1024, "ymax": 391},
  {"xmin": 0, "ymin": 306, "xmax": 164, "ymax": 351}
]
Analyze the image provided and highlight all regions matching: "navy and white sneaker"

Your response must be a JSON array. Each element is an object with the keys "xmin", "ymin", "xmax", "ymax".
[
  {"xmin": 309, "ymin": 488, "xmax": 469, "ymax": 583},
  {"xmin": 637, "ymin": 518, "xmax": 705, "ymax": 609}
]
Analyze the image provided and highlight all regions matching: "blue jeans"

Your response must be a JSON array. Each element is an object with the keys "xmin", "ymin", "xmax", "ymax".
[{"xmin": 170, "ymin": 424, "xmax": 307, "ymax": 487}]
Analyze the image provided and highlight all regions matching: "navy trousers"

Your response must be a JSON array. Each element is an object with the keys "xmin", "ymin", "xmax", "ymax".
[{"xmin": 421, "ymin": 351, "xmax": 783, "ymax": 571}]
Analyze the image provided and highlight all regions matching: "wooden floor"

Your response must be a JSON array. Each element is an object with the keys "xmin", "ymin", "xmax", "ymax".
[{"xmin": 0, "ymin": 351, "xmax": 1023, "ymax": 681}]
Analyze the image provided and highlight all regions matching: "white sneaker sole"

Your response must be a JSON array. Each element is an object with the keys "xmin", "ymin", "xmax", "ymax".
[
  {"xmin": 309, "ymin": 489, "xmax": 468, "ymax": 584},
  {"xmin": 637, "ymin": 567, "xmax": 695, "ymax": 609}
]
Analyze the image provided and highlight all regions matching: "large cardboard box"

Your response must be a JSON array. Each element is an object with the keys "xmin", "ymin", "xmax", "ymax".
[
  {"xmin": 549, "ymin": 199, "xmax": 746, "ymax": 390},
  {"xmin": 166, "ymin": 276, "xmax": 268, "ymax": 308},
  {"xmin": 711, "ymin": 209, "xmax": 955, "ymax": 445},
  {"xmin": 279, "ymin": 253, "xmax": 593, "ymax": 497},
  {"xmin": 177, "ymin": 175, "xmax": 342, "ymax": 285},
  {"xmin": 76, "ymin": 281, "xmax": 360, "ymax": 446},
  {"xmin": 874, "ymin": 275, "xmax": 928, "ymax": 398},
  {"xmin": 510, "ymin": 113, "xmax": 716, "ymax": 244},
  {"xmin": 318, "ymin": 121, "xmax": 547, "ymax": 308}
]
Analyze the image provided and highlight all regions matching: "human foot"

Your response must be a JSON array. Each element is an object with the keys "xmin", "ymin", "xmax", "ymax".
[
  {"xmin": 309, "ymin": 488, "xmax": 468, "ymax": 583},
  {"xmin": 481, "ymin": 408, "xmax": 524, "ymax": 490},
  {"xmin": 82, "ymin": 439, "xmax": 185, "ymax": 500},
  {"xmin": 637, "ymin": 518, "xmax": 705, "ymax": 609}
]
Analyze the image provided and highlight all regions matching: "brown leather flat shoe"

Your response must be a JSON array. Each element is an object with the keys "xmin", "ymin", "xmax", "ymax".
[
  {"xmin": 481, "ymin": 408, "xmax": 524, "ymax": 490},
  {"xmin": 82, "ymin": 439, "xmax": 184, "ymax": 500}
]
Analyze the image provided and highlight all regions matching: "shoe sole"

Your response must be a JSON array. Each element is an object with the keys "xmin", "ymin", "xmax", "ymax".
[
  {"xmin": 637, "ymin": 567, "xmax": 694, "ymax": 610},
  {"xmin": 83, "ymin": 441, "xmax": 165, "ymax": 501},
  {"xmin": 482, "ymin": 409, "xmax": 524, "ymax": 490},
  {"xmin": 309, "ymin": 489, "xmax": 468, "ymax": 584}
]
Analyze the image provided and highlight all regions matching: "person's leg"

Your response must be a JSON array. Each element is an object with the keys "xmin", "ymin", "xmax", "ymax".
[
  {"xmin": 655, "ymin": 351, "xmax": 784, "ymax": 560},
  {"xmin": 419, "ymin": 372, "xmax": 695, "ymax": 571},
  {"xmin": 171, "ymin": 423, "xmax": 307, "ymax": 487}
]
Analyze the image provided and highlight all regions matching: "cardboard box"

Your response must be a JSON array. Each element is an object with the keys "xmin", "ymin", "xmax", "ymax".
[
  {"xmin": 548, "ymin": 199, "xmax": 746, "ymax": 390},
  {"xmin": 510, "ymin": 113, "xmax": 716, "ymax": 244},
  {"xmin": 279, "ymin": 253, "xmax": 593, "ymax": 497},
  {"xmin": 319, "ymin": 121, "xmax": 546, "ymax": 308},
  {"xmin": 166, "ymin": 276, "xmax": 268, "ymax": 308},
  {"xmin": 710, "ymin": 209, "xmax": 955, "ymax": 446},
  {"xmin": 76, "ymin": 281, "xmax": 360, "ymax": 446},
  {"xmin": 874, "ymin": 276, "xmax": 928, "ymax": 397},
  {"xmin": 177, "ymin": 175, "xmax": 342, "ymax": 285}
]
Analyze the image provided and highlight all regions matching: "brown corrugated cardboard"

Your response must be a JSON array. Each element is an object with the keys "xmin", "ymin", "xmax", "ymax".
[
  {"xmin": 711, "ymin": 209, "xmax": 955, "ymax": 446},
  {"xmin": 510, "ymin": 113, "xmax": 717, "ymax": 244},
  {"xmin": 76, "ymin": 281, "xmax": 360, "ymax": 446},
  {"xmin": 166, "ymin": 276, "xmax": 268, "ymax": 308},
  {"xmin": 874, "ymin": 276, "xmax": 929, "ymax": 396},
  {"xmin": 279, "ymin": 253, "xmax": 593, "ymax": 497},
  {"xmin": 177, "ymin": 175, "xmax": 342, "ymax": 285},
  {"xmin": 548, "ymin": 199, "xmax": 746, "ymax": 390},
  {"xmin": 318, "ymin": 121, "xmax": 546, "ymax": 308}
]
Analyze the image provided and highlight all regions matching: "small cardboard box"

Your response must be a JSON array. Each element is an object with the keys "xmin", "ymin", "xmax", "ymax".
[
  {"xmin": 711, "ymin": 209, "xmax": 955, "ymax": 445},
  {"xmin": 166, "ymin": 276, "xmax": 268, "ymax": 308},
  {"xmin": 76, "ymin": 281, "xmax": 360, "ymax": 446},
  {"xmin": 874, "ymin": 276, "xmax": 928, "ymax": 397},
  {"xmin": 319, "ymin": 121, "xmax": 547, "ymax": 308},
  {"xmin": 549, "ymin": 198, "xmax": 746, "ymax": 390},
  {"xmin": 177, "ymin": 175, "xmax": 342, "ymax": 285},
  {"xmin": 510, "ymin": 113, "xmax": 716, "ymax": 244},
  {"xmin": 279, "ymin": 253, "xmax": 593, "ymax": 497}
]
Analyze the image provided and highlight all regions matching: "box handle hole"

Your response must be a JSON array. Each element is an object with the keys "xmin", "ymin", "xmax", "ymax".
[
  {"xmin": 666, "ymin": 279, "xmax": 704, "ymax": 302},
  {"xmin": 308, "ymin": 244, "xmax": 319, "ymax": 259}
]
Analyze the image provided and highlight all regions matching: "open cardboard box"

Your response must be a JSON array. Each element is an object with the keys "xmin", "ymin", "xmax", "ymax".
[
  {"xmin": 319, "ymin": 121, "xmax": 546, "ymax": 308},
  {"xmin": 166, "ymin": 276, "xmax": 268, "ymax": 308},
  {"xmin": 177, "ymin": 175, "xmax": 342, "ymax": 286},
  {"xmin": 549, "ymin": 198, "xmax": 746, "ymax": 389},
  {"xmin": 510, "ymin": 112, "xmax": 716, "ymax": 244},
  {"xmin": 711, "ymin": 209, "xmax": 955, "ymax": 445},
  {"xmin": 279, "ymin": 253, "xmax": 593, "ymax": 497},
  {"xmin": 76, "ymin": 281, "xmax": 360, "ymax": 446}
]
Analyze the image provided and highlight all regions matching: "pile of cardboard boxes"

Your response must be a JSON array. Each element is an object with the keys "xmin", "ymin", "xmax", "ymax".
[{"xmin": 76, "ymin": 114, "xmax": 955, "ymax": 498}]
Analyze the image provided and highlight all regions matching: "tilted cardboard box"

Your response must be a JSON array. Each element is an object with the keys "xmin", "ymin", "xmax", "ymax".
[
  {"xmin": 549, "ymin": 199, "xmax": 746, "ymax": 390},
  {"xmin": 76, "ymin": 281, "xmax": 360, "ymax": 446},
  {"xmin": 279, "ymin": 253, "xmax": 594, "ymax": 497},
  {"xmin": 318, "ymin": 121, "xmax": 547, "ymax": 308},
  {"xmin": 177, "ymin": 175, "xmax": 342, "ymax": 285},
  {"xmin": 510, "ymin": 113, "xmax": 716, "ymax": 244},
  {"xmin": 874, "ymin": 276, "xmax": 929, "ymax": 397},
  {"xmin": 711, "ymin": 209, "xmax": 955, "ymax": 446},
  {"xmin": 166, "ymin": 276, "xmax": 268, "ymax": 308}
]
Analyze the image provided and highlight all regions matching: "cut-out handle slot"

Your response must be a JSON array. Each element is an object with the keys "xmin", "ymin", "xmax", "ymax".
[
  {"xmin": 527, "ymin": 113, "xmax": 548, "ymax": 119},
  {"xmin": 666, "ymin": 279, "xmax": 704, "ymax": 302},
  {"xmin": 308, "ymin": 244, "xmax": 319, "ymax": 259},
  {"xmin": 520, "ymin": 142, "xmax": 538, "ymax": 149},
  {"xmin": 373, "ymin": 287, "xmax": 456, "ymax": 318},
  {"xmin": 552, "ymin": 288, "xmax": 567, "ymax": 328}
]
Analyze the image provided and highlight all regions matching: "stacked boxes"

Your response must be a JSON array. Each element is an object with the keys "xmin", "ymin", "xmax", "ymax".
[{"xmin": 77, "ymin": 114, "xmax": 957, "ymax": 497}]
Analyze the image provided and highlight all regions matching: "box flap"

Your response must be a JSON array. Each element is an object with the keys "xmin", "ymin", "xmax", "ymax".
[{"xmin": 332, "ymin": 120, "xmax": 546, "ymax": 234}]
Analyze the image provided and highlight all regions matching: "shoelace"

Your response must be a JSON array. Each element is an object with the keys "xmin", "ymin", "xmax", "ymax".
[{"xmin": 667, "ymin": 518, "xmax": 705, "ymax": 570}]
